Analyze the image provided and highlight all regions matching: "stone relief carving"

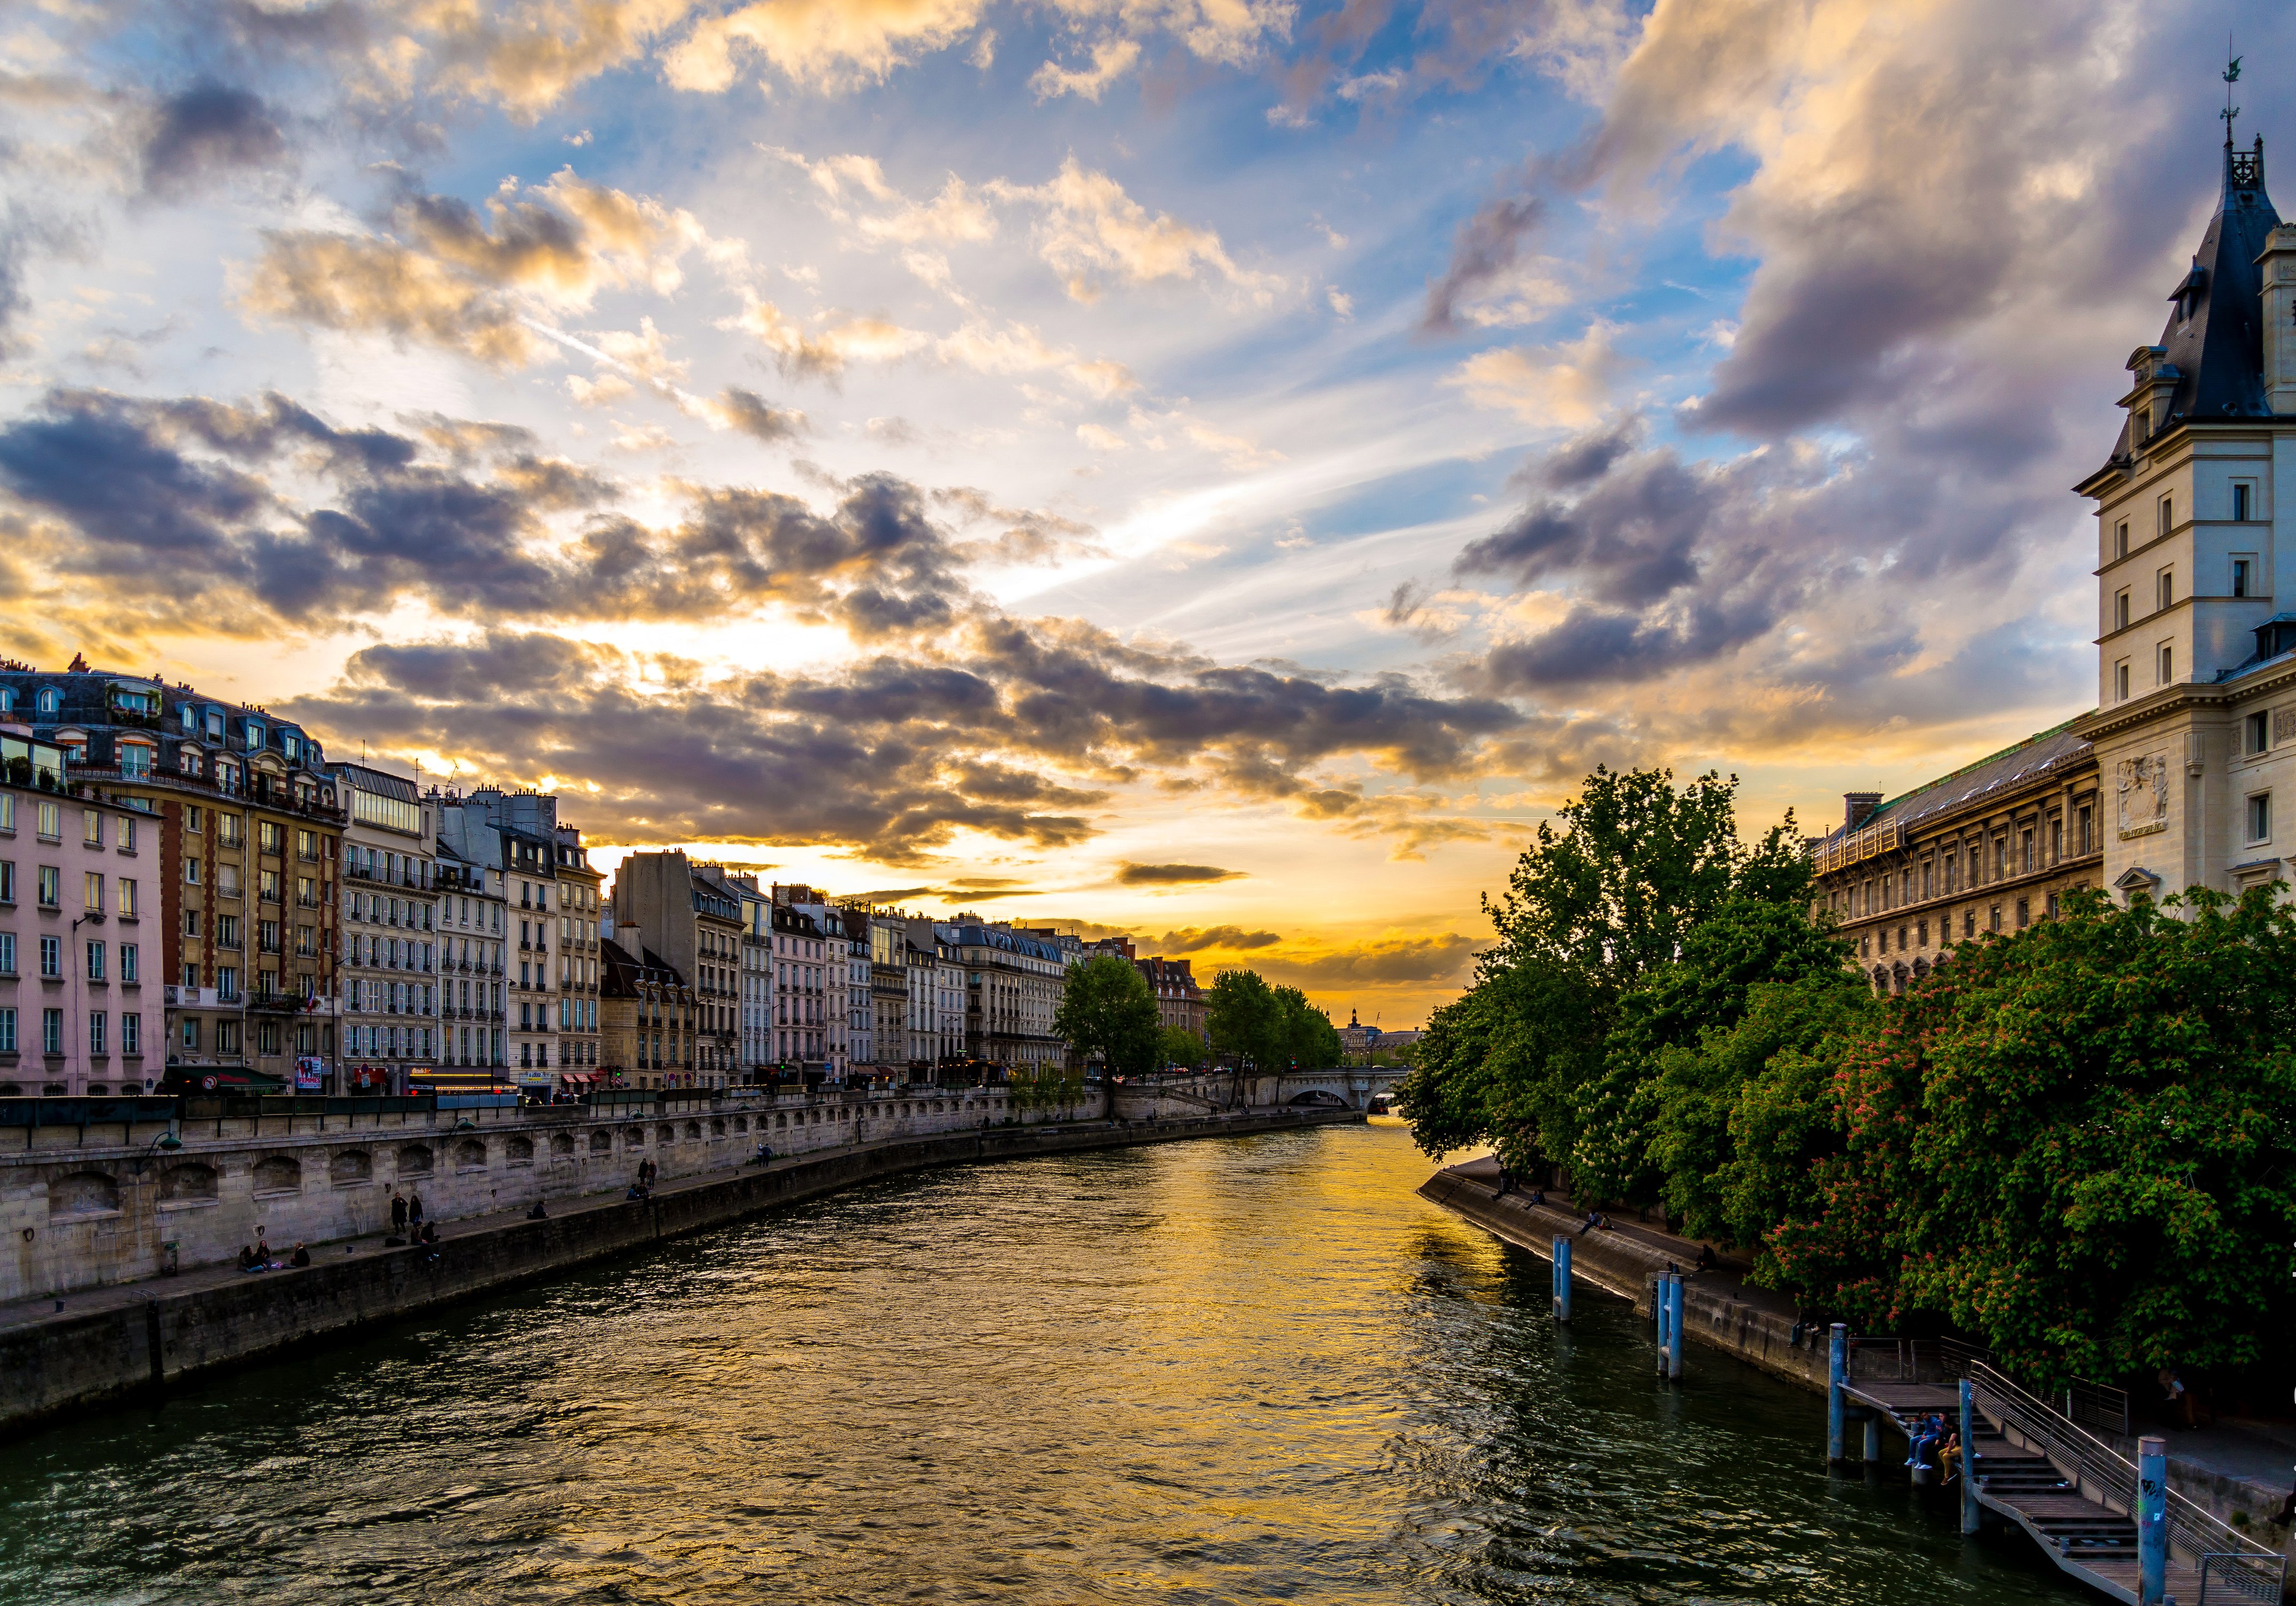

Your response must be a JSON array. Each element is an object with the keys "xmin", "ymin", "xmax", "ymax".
[
  {"xmin": 2117, "ymin": 753, "xmax": 2169, "ymax": 838},
  {"xmin": 2275, "ymin": 705, "xmax": 2296, "ymax": 745}
]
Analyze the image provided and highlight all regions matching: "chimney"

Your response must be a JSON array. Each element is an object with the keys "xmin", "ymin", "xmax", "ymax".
[{"xmin": 1843, "ymin": 792, "xmax": 1883, "ymax": 830}]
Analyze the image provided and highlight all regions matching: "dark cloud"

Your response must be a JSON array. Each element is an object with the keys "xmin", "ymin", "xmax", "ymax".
[
  {"xmin": 714, "ymin": 387, "xmax": 804, "ymax": 442},
  {"xmin": 1455, "ymin": 444, "xmax": 1704, "ymax": 607},
  {"xmin": 1257, "ymin": 933, "xmax": 1479, "ymax": 988},
  {"xmin": 1116, "ymin": 862, "xmax": 1245, "ymax": 886},
  {"xmin": 1423, "ymin": 189, "xmax": 1544, "ymax": 332},
  {"xmin": 1151, "ymin": 926, "xmax": 1281, "ymax": 953},
  {"xmin": 140, "ymin": 82, "xmax": 288, "ymax": 198}
]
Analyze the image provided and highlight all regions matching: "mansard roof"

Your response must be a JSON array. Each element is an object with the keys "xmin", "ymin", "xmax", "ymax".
[
  {"xmin": 1811, "ymin": 719, "xmax": 2096, "ymax": 858},
  {"xmin": 2100, "ymin": 137, "xmax": 2280, "ymax": 473}
]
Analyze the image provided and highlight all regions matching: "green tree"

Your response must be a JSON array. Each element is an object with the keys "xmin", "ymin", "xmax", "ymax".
[
  {"xmin": 1273, "ymin": 986, "xmax": 1343, "ymax": 1068},
  {"xmin": 1206, "ymin": 968, "xmax": 1284, "ymax": 1106},
  {"xmin": 1053, "ymin": 954, "xmax": 1160, "ymax": 1117},
  {"xmin": 1772, "ymin": 889, "xmax": 2296, "ymax": 1383},
  {"xmin": 1159, "ymin": 1026, "xmax": 1205, "ymax": 1068},
  {"xmin": 1613, "ymin": 895, "xmax": 1854, "ymax": 1213}
]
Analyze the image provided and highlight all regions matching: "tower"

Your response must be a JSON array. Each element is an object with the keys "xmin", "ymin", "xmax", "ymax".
[{"xmin": 2072, "ymin": 116, "xmax": 2296, "ymax": 902}]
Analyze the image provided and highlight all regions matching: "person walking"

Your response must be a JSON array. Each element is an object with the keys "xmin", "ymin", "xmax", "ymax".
[
  {"xmin": 390, "ymin": 1190, "xmax": 408, "ymax": 1235},
  {"xmin": 408, "ymin": 1191, "xmax": 425, "ymax": 1232}
]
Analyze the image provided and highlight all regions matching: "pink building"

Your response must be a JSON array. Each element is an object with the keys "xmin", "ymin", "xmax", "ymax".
[{"xmin": 0, "ymin": 734, "xmax": 168, "ymax": 1096}]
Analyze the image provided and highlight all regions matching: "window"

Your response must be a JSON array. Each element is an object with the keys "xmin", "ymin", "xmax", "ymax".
[
  {"xmin": 2248, "ymin": 791, "xmax": 2272, "ymax": 843},
  {"xmin": 42, "ymin": 1007, "xmax": 61, "ymax": 1055},
  {"xmin": 2160, "ymin": 496, "xmax": 2174, "ymax": 537},
  {"xmin": 218, "ymin": 813, "xmax": 241, "ymax": 846},
  {"xmin": 180, "ymin": 1018, "xmax": 198, "ymax": 1050},
  {"xmin": 2115, "ymin": 661, "xmax": 2131, "ymax": 701},
  {"xmin": 2114, "ymin": 520, "xmax": 2129, "ymax": 559},
  {"xmin": 186, "ymin": 806, "xmax": 202, "ymax": 834},
  {"xmin": 83, "ymin": 870, "xmax": 102, "ymax": 910},
  {"xmin": 2015, "ymin": 899, "xmax": 2030, "ymax": 929},
  {"xmin": 35, "ymin": 802, "xmax": 57, "ymax": 840},
  {"xmin": 184, "ymin": 857, "xmax": 201, "ymax": 887},
  {"xmin": 0, "ymin": 862, "xmax": 10, "ymax": 904},
  {"xmin": 1962, "ymin": 910, "xmax": 1975, "ymax": 938},
  {"xmin": 215, "ymin": 1020, "xmax": 239, "ymax": 1054},
  {"xmin": 32, "ymin": 866, "xmax": 57, "ymax": 907},
  {"xmin": 117, "ymin": 878, "xmax": 135, "ymax": 918},
  {"xmin": 245, "ymin": 720, "xmax": 265, "ymax": 752},
  {"xmin": 1988, "ymin": 905, "xmax": 2003, "ymax": 934},
  {"xmin": 115, "ymin": 816, "xmax": 135, "ymax": 852},
  {"xmin": 2113, "ymin": 589, "xmax": 2130, "ymax": 630},
  {"xmin": 86, "ymin": 941, "xmax": 103, "ymax": 982},
  {"xmin": 217, "ymin": 966, "xmax": 238, "ymax": 1002},
  {"xmin": 0, "ymin": 1009, "xmax": 12, "ymax": 1052},
  {"xmin": 89, "ymin": 1011, "xmax": 104, "ymax": 1055},
  {"xmin": 2233, "ymin": 482, "xmax": 2252, "ymax": 521},
  {"xmin": 2249, "ymin": 711, "xmax": 2271, "ymax": 755},
  {"xmin": 217, "ymin": 914, "xmax": 238, "ymax": 949},
  {"xmin": 118, "ymin": 742, "xmax": 152, "ymax": 777},
  {"xmin": 39, "ymin": 935, "xmax": 59, "ymax": 976},
  {"xmin": 2234, "ymin": 558, "xmax": 2254, "ymax": 598},
  {"xmin": 259, "ymin": 870, "xmax": 280, "ymax": 903},
  {"xmin": 0, "ymin": 934, "xmax": 12, "ymax": 974},
  {"xmin": 2020, "ymin": 829, "xmax": 2034, "ymax": 874},
  {"xmin": 297, "ymin": 829, "xmax": 315, "ymax": 860},
  {"xmin": 82, "ymin": 809, "xmax": 101, "ymax": 846},
  {"xmin": 123, "ymin": 1012, "xmax": 139, "ymax": 1055},
  {"xmin": 259, "ymin": 821, "xmax": 283, "ymax": 854},
  {"xmin": 2158, "ymin": 643, "xmax": 2174, "ymax": 685},
  {"xmin": 35, "ymin": 687, "xmax": 57, "ymax": 715},
  {"xmin": 120, "ymin": 944, "xmax": 137, "ymax": 983},
  {"xmin": 2157, "ymin": 569, "xmax": 2174, "ymax": 610},
  {"xmin": 2078, "ymin": 804, "xmax": 2094, "ymax": 853}
]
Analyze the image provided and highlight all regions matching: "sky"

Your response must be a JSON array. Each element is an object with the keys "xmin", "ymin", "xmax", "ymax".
[{"xmin": 0, "ymin": 0, "xmax": 2288, "ymax": 1027}]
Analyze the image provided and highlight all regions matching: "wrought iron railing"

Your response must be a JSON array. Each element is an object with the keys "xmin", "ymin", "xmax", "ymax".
[
  {"xmin": 2065, "ymin": 1378, "xmax": 2131, "ymax": 1439},
  {"xmin": 1970, "ymin": 1362, "xmax": 2285, "ymax": 1589}
]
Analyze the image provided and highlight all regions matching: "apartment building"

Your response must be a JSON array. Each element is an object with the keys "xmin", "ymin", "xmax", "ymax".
[
  {"xmin": 332, "ymin": 763, "xmax": 436, "ymax": 1095},
  {"xmin": 431, "ymin": 792, "xmax": 511, "ymax": 1079},
  {"xmin": 613, "ymin": 851, "xmax": 740, "ymax": 1089}
]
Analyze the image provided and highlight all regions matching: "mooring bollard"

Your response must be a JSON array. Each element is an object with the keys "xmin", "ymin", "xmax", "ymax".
[
  {"xmin": 2137, "ymin": 1435, "xmax": 2167, "ymax": 1605},
  {"xmin": 1552, "ymin": 1237, "xmax": 1572, "ymax": 1323},
  {"xmin": 1654, "ymin": 1275, "xmax": 1672, "ymax": 1374},
  {"xmin": 1827, "ymin": 1323, "xmax": 1847, "ymax": 1462},
  {"xmin": 1670, "ymin": 1276, "xmax": 1684, "ymax": 1379},
  {"xmin": 1959, "ymin": 1378, "xmax": 1979, "ymax": 1534}
]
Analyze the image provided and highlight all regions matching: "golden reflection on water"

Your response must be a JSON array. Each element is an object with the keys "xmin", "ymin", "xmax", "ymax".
[{"xmin": 0, "ymin": 1126, "xmax": 2086, "ymax": 1605}]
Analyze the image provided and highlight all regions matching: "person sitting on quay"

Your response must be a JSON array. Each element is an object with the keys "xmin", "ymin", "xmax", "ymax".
[
  {"xmin": 1694, "ymin": 1244, "xmax": 1717, "ymax": 1274},
  {"xmin": 253, "ymin": 1231, "xmax": 272, "ymax": 1267},
  {"xmin": 236, "ymin": 1244, "xmax": 257, "ymax": 1272},
  {"xmin": 290, "ymin": 1243, "xmax": 311, "ymax": 1268},
  {"xmin": 527, "ymin": 1200, "xmax": 549, "ymax": 1220},
  {"xmin": 1577, "ymin": 1209, "xmax": 1603, "ymax": 1236}
]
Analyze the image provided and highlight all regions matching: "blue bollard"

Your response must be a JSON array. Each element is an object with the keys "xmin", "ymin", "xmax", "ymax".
[
  {"xmin": 1662, "ymin": 1277, "xmax": 1681, "ymax": 1378},
  {"xmin": 1553, "ymin": 1237, "xmax": 1572, "ymax": 1323},
  {"xmin": 1827, "ymin": 1323, "xmax": 1847, "ymax": 1461},
  {"xmin": 2137, "ymin": 1435, "xmax": 2167, "ymax": 1605},
  {"xmin": 1959, "ymin": 1378, "xmax": 1979, "ymax": 1534},
  {"xmin": 1664, "ymin": 1276, "xmax": 1685, "ymax": 1380}
]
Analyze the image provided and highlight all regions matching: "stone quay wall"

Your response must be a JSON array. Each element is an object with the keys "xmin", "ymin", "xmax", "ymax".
[
  {"xmin": 3, "ymin": 1078, "xmax": 1241, "ymax": 1306},
  {"xmin": 1, "ymin": 1106, "xmax": 1358, "ymax": 1436}
]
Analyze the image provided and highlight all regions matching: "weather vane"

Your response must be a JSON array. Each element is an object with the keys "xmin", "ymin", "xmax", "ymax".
[{"xmin": 2224, "ymin": 48, "xmax": 2242, "ymax": 142}]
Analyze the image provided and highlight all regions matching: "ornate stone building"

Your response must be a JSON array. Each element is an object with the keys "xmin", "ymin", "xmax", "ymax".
[{"xmin": 2071, "ymin": 131, "xmax": 2296, "ymax": 904}]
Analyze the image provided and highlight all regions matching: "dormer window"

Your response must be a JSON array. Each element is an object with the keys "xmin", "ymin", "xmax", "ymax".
[
  {"xmin": 36, "ymin": 687, "xmax": 59, "ymax": 716},
  {"xmin": 179, "ymin": 704, "xmax": 195, "ymax": 731},
  {"xmin": 244, "ymin": 720, "xmax": 264, "ymax": 752}
]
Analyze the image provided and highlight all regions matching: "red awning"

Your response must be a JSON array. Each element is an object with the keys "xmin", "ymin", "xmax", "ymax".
[{"xmin": 559, "ymin": 1071, "xmax": 597, "ymax": 1087}]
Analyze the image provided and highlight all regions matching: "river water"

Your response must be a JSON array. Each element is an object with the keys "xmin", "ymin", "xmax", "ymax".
[{"xmin": 0, "ymin": 1123, "xmax": 2087, "ymax": 1605}]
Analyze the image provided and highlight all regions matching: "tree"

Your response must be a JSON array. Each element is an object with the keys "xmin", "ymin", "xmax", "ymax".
[
  {"xmin": 1053, "ymin": 954, "xmax": 1160, "ymax": 1117},
  {"xmin": 1205, "ymin": 968, "xmax": 1283, "ymax": 1106},
  {"xmin": 1274, "ymin": 986, "xmax": 1343, "ymax": 1069},
  {"xmin": 1771, "ymin": 889, "xmax": 2296, "ymax": 1384},
  {"xmin": 1159, "ymin": 1026, "xmax": 1205, "ymax": 1068}
]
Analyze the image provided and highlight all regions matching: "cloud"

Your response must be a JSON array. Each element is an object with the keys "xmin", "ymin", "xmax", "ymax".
[
  {"xmin": 1031, "ymin": 36, "xmax": 1142, "ymax": 101},
  {"xmin": 1150, "ymin": 925, "xmax": 1282, "ymax": 952},
  {"xmin": 1255, "ymin": 932, "xmax": 1480, "ymax": 988},
  {"xmin": 1443, "ymin": 323, "xmax": 1619, "ymax": 428},
  {"xmin": 664, "ymin": 0, "xmax": 987, "ymax": 93},
  {"xmin": 698, "ymin": 385, "xmax": 807, "ymax": 441},
  {"xmin": 1116, "ymin": 861, "xmax": 1245, "ymax": 885},
  {"xmin": 723, "ymin": 290, "xmax": 932, "ymax": 378},
  {"xmin": 240, "ymin": 170, "xmax": 711, "ymax": 367},
  {"xmin": 997, "ymin": 157, "xmax": 1278, "ymax": 304},
  {"xmin": 139, "ymin": 82, "xmax": 288, "ymax": 198}
]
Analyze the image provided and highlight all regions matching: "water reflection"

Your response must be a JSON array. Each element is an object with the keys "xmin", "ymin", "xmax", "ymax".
[{"xmin": 0, "ymin": 1125, "xmax": 2085, "ymax": 1604}]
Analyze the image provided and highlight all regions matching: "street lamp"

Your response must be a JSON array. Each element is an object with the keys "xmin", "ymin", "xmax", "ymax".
[{"xmin": 130, "ymin": 1130, "xmax": 183, "ymax": 1176}]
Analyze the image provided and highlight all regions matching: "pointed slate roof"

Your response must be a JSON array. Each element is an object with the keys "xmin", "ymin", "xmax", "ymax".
[{"xmin": 2158, "ymin": 137, "xmax": 2279, "ymax": 420}]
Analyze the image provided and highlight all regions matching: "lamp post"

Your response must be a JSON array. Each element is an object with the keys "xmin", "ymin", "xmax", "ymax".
[{"xmin": 130, "ymin": 1130, "xmax": 183, "ymax": 1176}]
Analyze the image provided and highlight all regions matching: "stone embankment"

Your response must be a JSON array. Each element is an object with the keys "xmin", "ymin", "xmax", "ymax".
[
  {"xmin": 1419, "ymin": 1158, "xmax": 2296, "ymax": 1548},
  {"xmin": 1, "ymin": 1105, "xmax": 1357, "ymax": 1437}
]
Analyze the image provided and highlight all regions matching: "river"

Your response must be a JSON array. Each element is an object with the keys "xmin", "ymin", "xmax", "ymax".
[{"xmin": 0, "ymin": 1122, "xmax": 2087, "ymax": 1604}]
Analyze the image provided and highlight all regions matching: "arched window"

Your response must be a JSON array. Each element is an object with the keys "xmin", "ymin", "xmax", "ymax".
[{"xmin": 36, "ymin": 687, "xmax": 60, "ymax": 715}]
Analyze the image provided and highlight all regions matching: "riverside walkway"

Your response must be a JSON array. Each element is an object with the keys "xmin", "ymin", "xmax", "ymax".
[{"xmin": 1421, "ymin": 1156, "xmax": 2295, "ymax": 1604}]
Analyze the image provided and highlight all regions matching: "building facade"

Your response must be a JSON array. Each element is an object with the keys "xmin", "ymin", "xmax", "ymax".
[
  {"xmin": 0, "ymin": 665, "xmax": 343, "ymax": 1092},
  {"xmin": 942, "ymin": 920, "xmax": 1067, "ymax": 1071},
  {"xmin": 612, "ymin": 851, "xmax": 740, "ymax": 1090},
  {"xmin": 332, "ymin": 764, "xmax": 436, "ymax": 1094},
  {"xmin": 599, "ymin": 937, "xmax": 697, "ymax": 1089},
  {"xmin": 1806, "ymin": 726, "xmax": 2105, "ymax": 991},
  {"xmin": 431, "ymin": 793, "xmax": 510, "ymax": 1078},
  {"xmin": 0, "ymin": 737, "xmax": 166, "ymax": 1096},
  {"xmin": 1135, "ymin": 954, "xmax": 1204, "ymax": 1040},
  {"xmin": 2071, "ymin": 133, "xmax": 2296, "ymax": 906}
]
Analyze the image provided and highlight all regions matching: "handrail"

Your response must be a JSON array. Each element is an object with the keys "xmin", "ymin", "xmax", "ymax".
[{"xmin": 1969, "ymin": 1363, "xmax": 2284, "ymax": 1571}]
